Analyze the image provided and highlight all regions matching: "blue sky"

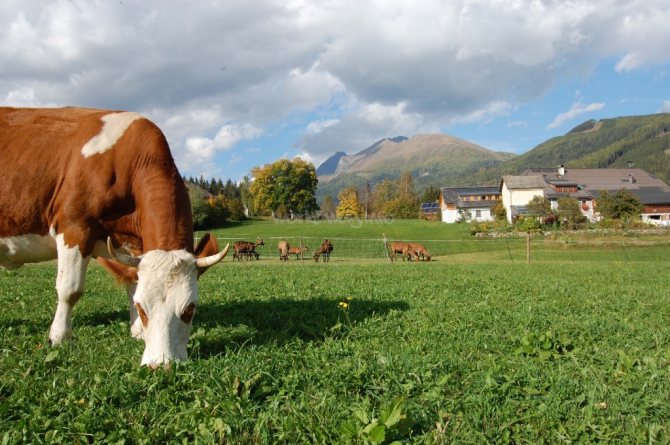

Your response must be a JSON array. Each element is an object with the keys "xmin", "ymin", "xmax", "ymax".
[{"xmin": 2, "ymin": 1, "xmax": 669, "ymax": 182}]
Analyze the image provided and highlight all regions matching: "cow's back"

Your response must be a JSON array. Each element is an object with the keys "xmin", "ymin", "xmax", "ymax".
[{"xmin": 0, "ymin": 107, "xmax": 190, "ymax": 254}]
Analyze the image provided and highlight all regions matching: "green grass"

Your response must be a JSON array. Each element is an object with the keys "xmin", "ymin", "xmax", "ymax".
[
  {"xmin": 201, "ymin": 218, "xmax": 670, "ymax": 262},
  {"xmin": 1, "ymin": 222, "xmax": 670, "ymax": 443}
]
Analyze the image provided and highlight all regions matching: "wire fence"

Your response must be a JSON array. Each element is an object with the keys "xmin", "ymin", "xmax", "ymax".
[{"xmin": 196, "ymin": 234, "xmax": 670, "ymax": 263}]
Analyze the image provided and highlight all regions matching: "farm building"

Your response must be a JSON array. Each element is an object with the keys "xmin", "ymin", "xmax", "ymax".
[
  {"xmin": 439, "ymin": 186, "xmax": 501, "ymax": 223},
  {"xmin": 500, "ymin": 166, "xmax": 670, "ymax": 225}
]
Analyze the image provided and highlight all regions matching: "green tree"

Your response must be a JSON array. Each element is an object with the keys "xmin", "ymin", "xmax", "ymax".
[
  {"xmin": 320, "ymin": 195, "xmax": 336, "ymax": 219},
  {"xmin": 420, "ymin": 185, "xmax": 441, "ymax": 204},
  {"xmin": 556, "ymin": 197, "xmax": 586, "ymax": 229},
  {"xmin": 372, "ymin": 179, "xmax": 398, "ymax": 216},
  {"xmin": 336, "ymin": 187, "xmax": 363, "ymax": 218},
  {"xmin": 596, "ymin": 189, "xmax": 644, "ymax": 220},
  {"xmin": 492, "ymin": 201, "xmax": 507, "ymax": 222},
  {"xmin": 250, "ymin": 158, "xmax": 319, "ymax": 218},
  {"xmin": 526, "ymin": 196, "xmax": 552, "ymax": 219},
  {"xmin": 384, "ymin": 171, "xmax": 420, "ymax": 219}
]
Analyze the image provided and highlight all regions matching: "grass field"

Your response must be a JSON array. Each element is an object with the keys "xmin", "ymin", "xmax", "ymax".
[{"xmin": 1, "ymin": 220, "xmax": 670, "ymax": 443}]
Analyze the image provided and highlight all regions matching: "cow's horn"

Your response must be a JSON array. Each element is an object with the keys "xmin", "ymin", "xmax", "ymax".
[
  {"xmin": 107, "ymin": 237, "xmax": 141, "ymax": 267},
  {"xmin": 196, "ymin": 243, "xmax": 230, "ymax": 268}
]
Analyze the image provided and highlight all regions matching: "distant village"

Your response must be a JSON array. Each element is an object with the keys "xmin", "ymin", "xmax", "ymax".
[{"xmin": 433, "ymin": 165, "xmax": 670, "ymax": 226}]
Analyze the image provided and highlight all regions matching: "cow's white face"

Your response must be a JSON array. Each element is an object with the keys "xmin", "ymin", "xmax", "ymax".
[{"xmin": 133, "ymin": 250, "xmax": 199, "ymax": 367}]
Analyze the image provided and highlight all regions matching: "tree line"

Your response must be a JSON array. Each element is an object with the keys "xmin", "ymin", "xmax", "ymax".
[{"xmin": 185, "ymin": 159, "xmax": 441, "ymax": 229}]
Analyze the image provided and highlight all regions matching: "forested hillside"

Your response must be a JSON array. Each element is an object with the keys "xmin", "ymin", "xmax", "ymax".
[{"xmin": 457, "ymin": 113, "xmax": 670, "ymax": 185}]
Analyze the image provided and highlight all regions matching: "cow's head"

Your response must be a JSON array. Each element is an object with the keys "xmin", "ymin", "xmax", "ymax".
[{"xmin": 106, "ymin": 235, "xmax": 228, "ymax": 367}]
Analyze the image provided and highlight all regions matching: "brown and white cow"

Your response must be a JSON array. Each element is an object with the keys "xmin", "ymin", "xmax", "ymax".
[{"xmin": 0, "ymin": 107, "xmax": 229, "ymax": 367}]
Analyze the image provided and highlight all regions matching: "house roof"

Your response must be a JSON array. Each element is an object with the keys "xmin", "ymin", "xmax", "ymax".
[
  {"xmin": 440, "ymin": 186, "xmax": 501, "ymax": 210},
  {"xmin": 501, "ymin": 175, "xmax": 546, "ymax": 190},
  {"xmin": 522, "ymin": 168, "xmax": 670, "ymax": 204}
]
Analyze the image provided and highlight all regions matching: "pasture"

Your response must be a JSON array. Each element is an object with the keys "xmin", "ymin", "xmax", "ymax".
[{"xmin": 1, "ymin": 219, "xmax": 670, "ymax": 443}]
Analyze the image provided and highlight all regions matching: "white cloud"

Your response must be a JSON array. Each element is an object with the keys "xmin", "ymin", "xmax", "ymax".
[
  {"xmin": 661, "ymin": 101, "xmax": 670, "ymax": 113},
  {"xmin": 186, "ymin": 123, "xmax": 262, "ymax": 160},
  {"xmin": 1, "ymin": 0, "xmax": 670, "ymax": 175},
  {"xmin": 306, "ymin": 119, "xmax": 340, "ymax": 135},
  {"xmin": 548, "ymin": 102, "xmax": 605, "ymax": 129}
]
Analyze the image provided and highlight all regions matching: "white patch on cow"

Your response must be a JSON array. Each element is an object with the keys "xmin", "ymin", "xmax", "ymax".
[
  {"xmin": 0, "ymin": 233, "xmax": 57, "ymax": 269},
  {"xmin": 49, "ymin": 233, "xmax": 90, "ymax": 344},
  {"xmin": 81, "ymin": 112, "xmax": 143, "ymax": 158},
  {"xmin": 132, "ymin": 249, "xmax": 198, "ymax": 366}
]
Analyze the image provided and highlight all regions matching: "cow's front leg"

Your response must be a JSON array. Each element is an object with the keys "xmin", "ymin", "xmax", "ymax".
[
  {"xmin": 125, "ymin": 281, "xmax": 144, "ymax": 339},
  {"xmin": 49, "ymin": 234, "xmax": 90, "ymax": 344}
]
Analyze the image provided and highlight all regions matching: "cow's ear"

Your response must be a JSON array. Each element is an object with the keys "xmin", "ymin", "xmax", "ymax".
[
  {"xmin": 97, "ymin": 257, "xmax": 138, "ymax": 284},
  {"xmin": 195, "ymin": 233, "xmax": 220, "ymax": 277}
]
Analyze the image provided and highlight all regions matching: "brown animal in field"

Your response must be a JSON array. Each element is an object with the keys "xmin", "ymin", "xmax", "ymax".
[
  {"xmin": 0, "ymin": 107, "xmax": 229, "ymax": 367},
  {"xmin": 233, "ymin": 238, "xmax": 264, "ymax": 261},
  {"xmin": 408, "ymin": 242, "xmax": 431, "ymax": 261},
  {"xmin": 278, "ymin": 240, "xmax": 290, "ymax": 261},
  {"xmin": 388, "ymin": 241, "xmax": 415, "ymax": 261},
  {"xmin": 313, "ymin": 239, "xmax": 333, "ymax": 262},
  {"xmin": 288, "ymin": 245, "xmax": 308, "ymax": 260}
]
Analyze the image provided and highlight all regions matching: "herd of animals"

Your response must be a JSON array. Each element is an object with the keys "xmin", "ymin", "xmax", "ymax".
[
  {"xmin": 232, "ymin": 238, "xmax": 334, "ymax": 262},
  {"xmin": 230, "ymin": 238, "xmax": 431, "ymax": 262}
]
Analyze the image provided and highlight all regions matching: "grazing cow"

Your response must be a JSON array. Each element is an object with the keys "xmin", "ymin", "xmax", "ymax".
[
  {"xmin": 278, "ymin": 240, "xmax": 290, "ymax": 261},
  {"xmin": 408, "ymin": 242, "xmax": 431, "ymax": 261},
  {"xmin": 233, "ymin": 238, "xmax": 264, "ymax": 261},
  {"xmin": 288, "ymin": 245, "xmax": 308, "ymax": 260},
  {"xmin": 313, "ymin": 239, "xmax": 334, "ymax": 262},
  {"xmin": 0, "ymin": 107, "xmax": 229, "ymax": 367},
  {"xmin": 388, "ymin": 241, "xmax": 416, "ymax": 262}
]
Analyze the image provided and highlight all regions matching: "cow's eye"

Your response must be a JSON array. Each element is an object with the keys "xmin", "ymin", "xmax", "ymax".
[
  {"xmin": 135, "ymin": 303, "xmax": 149, "ymax": 327},
  {"xmin": 180, "ymin": 303, "xmax": 196, "ymax": 323}
]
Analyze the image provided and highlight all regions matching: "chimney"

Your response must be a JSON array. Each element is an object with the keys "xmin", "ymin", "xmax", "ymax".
[
  {"xmin": 629, "ymin": 174, "xmax": 636, "ymax": 183},
  {"xmin": 557, "ymin": 165, "xmax": 565, "ymax": 176}
]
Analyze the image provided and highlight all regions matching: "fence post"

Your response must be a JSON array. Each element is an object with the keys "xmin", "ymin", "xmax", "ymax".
[
  {"xmin": 299, "ymin": 236, "xmax": 304, "ymax": 260},
  {"xmin": 526, "ymin": 232, "xmax": 531, "ymax": 263}
]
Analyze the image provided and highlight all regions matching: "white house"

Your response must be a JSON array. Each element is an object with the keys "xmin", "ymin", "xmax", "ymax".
[
  {"xmin": 499, "ymin": 176, "xmax": 545, "ymax": 223},
  {"xmin": 440, "ymin": 186, "xmax": 501, "ymax": 223},
  {"xmin": 503, "ymin": 166, "xmax": 670, "ymax": 225}
]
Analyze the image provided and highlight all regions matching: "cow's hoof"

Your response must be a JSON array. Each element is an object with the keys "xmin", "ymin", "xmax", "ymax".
[
  {"xmin": 130, "ymin": 321, "xmax": 144, "ymax": 340},
  {"xmin": 48, "ymin": 329, "xmax": 73, "ymax": 345}
]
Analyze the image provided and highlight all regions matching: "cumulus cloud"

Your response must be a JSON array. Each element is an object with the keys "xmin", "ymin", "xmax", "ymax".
[
  {"xmin": 186, "ymin": 123, "xmax": 262, "ymax": 160},
  {"xmin": 548, "ymin": 102, "xmax": 605, "ymax": 129},
  {"xmin": 1, "ymin": 0, "xmax": 669, "ymax": 175}
]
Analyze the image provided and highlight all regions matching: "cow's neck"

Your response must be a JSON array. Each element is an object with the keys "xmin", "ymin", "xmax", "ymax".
[{"xmin": 133, "ymin": 163, "xmax": 194, "ymax": 253}]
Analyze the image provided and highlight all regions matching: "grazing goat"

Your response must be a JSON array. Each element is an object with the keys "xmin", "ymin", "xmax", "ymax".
[
  {"xmin": 233, "ymin": 238, "xmax": 264, "ymax": 261},
  {"xmin": 387, "ymin": 241, "xmax": 416, "ymax": 261},
  {"xmin": 313, "ymin": 239, "xmax": 333, "ymax": 262},
  {"xmin": 288, "ymin": 245, "xmax": 308, "ymax": 260},
  {"xmin": 278, "ymin": 240, "xmax": 290, "ymax": 261},
  {"xmin": 408, "ymin": 242, "xmax": 431, "ymax": 261}
]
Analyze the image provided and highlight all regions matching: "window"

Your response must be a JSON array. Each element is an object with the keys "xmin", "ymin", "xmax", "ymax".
[{"xmin": 475, "ymin": 210, "xmax": 481, "ymax": 218}]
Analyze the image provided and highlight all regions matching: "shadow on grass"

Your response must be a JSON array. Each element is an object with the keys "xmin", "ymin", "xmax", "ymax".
[{"xmin": 191, "ymin": 298, "xmax": 409, "ymax": 358}]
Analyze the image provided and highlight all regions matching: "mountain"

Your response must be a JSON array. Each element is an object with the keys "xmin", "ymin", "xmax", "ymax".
[
  {"xmin": 315, "ymin": 114, "xmax": 670, "ymax": 199},
  {"xmin": 316, "ymin": 151, "xmax": 347, "ymax": 176},
  {"xmin": 457, "ymin": 113, "xmax": 670, "ymax": 186},
  {"xmin": 316, "ymin": 134, "xmax": 516, "ymax": 197}
]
